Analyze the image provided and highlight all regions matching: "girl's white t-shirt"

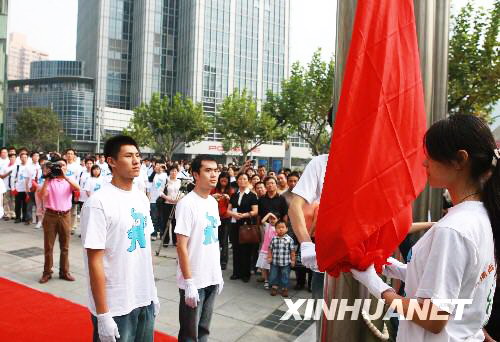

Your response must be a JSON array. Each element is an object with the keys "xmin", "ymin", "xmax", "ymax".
[
  {"xmin": 80, "ymin": 183, "xmax": 158, "ymax": 316},
  {"xmin": 149, "ymin": 172, "xmax": 168, "ymax": 204},
  {"xmin": 398, "ymin": 201, "xmax": 496, "ymax": 342},
  {"xmin": 84, "ymin": 177, "xmax": 104, "ymax": 197}
]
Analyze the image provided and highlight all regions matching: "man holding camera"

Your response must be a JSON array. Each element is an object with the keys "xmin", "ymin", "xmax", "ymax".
[{"xmin": 38, "ymin": 158, "xmax": 80, "ymax": 284}]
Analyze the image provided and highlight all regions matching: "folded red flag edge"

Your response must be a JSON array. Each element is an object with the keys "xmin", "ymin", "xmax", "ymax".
[{"xmin": 316, "ymin": 0, "xmax": 427, "ymax": 277}]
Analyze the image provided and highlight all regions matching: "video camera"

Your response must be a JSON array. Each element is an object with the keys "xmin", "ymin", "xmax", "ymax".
[{"xmin": 45, "ymin": 161, "xmax": 64, "ymax": 179}]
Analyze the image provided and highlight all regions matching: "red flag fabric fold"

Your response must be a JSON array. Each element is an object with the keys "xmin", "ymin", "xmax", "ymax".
[{"xmin": 316, "ymin": 0, "xmax": 427, "ymax": 277}]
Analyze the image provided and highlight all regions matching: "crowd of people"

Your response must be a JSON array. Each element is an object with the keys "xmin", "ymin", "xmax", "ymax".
[{"xmin": 2, "ymin": 113, "xmax": 499, "ymax": 342}]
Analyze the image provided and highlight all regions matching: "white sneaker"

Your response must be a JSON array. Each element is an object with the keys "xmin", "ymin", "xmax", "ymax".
[{"xmin": 35, "ymin": 222, "xmax": 42, "ymax": 229}]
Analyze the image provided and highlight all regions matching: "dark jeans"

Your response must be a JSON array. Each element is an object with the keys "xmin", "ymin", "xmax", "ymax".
[
  {"xmin": 14, "ymin": 191, "xmax": 29, "ymax": 221},
  {"xmin": 229, "ymin": 223, "xmax": 254, "ymax": 279},
  {"xmin": 218, "ymin": 219, "xmax": 230, "ymax": 267},
  {"xmin": 269, "ymin": 264, "xmax": 291, "ymax": 289},
  {"xmin": 150, "ymin": 203, "xmax": 159, "ymax": 236},
  {"xmin": 26, "ymin": 191, "xmax": 35, "ymax": 221},
  {"xmin": 159, "ymin": 203, "xmax": 176, "ymax": 245},
  {"xmin": 178, "ymin": 285, "xmax": 218, "ymax": 342},
  {"xmin": 91, "ymin": 302, "xmax": 155, "ymax": 342},
  {"xmin": 311, "ymin": 271, "xmax": 325, "ymax": 342}
]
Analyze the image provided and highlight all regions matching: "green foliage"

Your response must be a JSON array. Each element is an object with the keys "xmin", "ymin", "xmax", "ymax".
[
  {"xmin": 448, "ymin": 0, "xmax": 500, "ymax": 122},
  {"xmin": 216, "ymin": 89, "xmax": 286, "ymax": 162},
  {"xmin": 124, "ymin": 93, "xmax": 211, "ymax": 159},
  {"xmin": 11, "ymin": 107, "xmax": 66, "ymax": 152},
  {"xmin": 264, "ymin": 49, "xmax": 334, "ymax": 155}
]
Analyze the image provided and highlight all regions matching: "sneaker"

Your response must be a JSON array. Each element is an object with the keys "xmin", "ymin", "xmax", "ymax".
[
  {"xmin": 151, "ymin": 235, "xmax": 157, "ymax": 241},
  {"xmin": 264, "ymin": 281, "xmax": 269, "ymax": 290},
  {"xmin": 270, "ymin": 287, "xmax": 278, "ymax": 296},
  {"xmin": 71, "ymin": 228, "xmax": 76, "ymax": 235},
  {"xmin": 35, "ymin": 222, "xmax": 42, "ymax": 229}
]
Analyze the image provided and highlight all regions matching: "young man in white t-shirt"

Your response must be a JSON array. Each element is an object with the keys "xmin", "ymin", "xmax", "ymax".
[
  {"xmin": 80, "ymin": 136, "xmax": 159, "ymax": 342},
  {"xmin": 12, "ymin": 151, "xmax": 33, "ymax": 224},
  {"xmin": 64, "ymin": 148, "xmax": 83, "ymax": 234},
  {"xmin": 175, "ymin": 155, "xmax": 223, "ymax": 341}
]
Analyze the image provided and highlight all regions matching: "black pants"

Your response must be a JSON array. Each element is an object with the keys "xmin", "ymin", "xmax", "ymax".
[
  {"xmin": 295, "ymin": 266, "xmax": 312, "ymax": 289},
  {"xmin": 15, "ymin": 192, "xmax": 29, "ymax": 222},
  {"xmin": 230, "ymin": 223, "xmax": 256, "ymax": 279},
  {"xmin": 159, "ymin": 203, "xmax": 177, "ymax": 245},
  {"xmin": 218, "ymin": 219, "xmax": 231, "ymax": 267}
]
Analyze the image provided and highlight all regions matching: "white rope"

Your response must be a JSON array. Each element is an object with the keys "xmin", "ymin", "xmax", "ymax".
[{"xmin": 361, "ymin": 310, "xmax": 389, "ymax": 341}]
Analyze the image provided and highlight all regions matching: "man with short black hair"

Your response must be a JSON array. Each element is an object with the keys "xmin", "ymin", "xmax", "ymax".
[
  {"xmin": 12, "ymin": 151, "xmax": 33, "ymax": 224},
  {"xmin": 39, "ymin": 158, "xmax": 80, "ymax": 283},
  {"xmin": 175, "ymin": 154, "xmax": 223, "ymax": 342},
  {"xmin": 81, "ymin": 135, "xmax": 159, "ymax": 342},
  {"xmin": 257, "ymin": 165, "xmax": 266, "ymax": 180},
  {"xmin": 276, "ymin": 173, "xmax": 288, "ymax": 194}
]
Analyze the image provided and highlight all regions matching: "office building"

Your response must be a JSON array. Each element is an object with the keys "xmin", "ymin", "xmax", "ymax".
[
  {"xmin": 77, "ymin": 0, "xmax": 310, "ymax": 166},
  {"xmin": 7, "ymin": 32, "xmax": 49, "ymax": 80},
  {"xmin": 6, "ymin": 61, "xmax": 95, "ymax": 151},
  {"xmin": 0, "ymin": 0, "xmax": 7, "ymax": 144}
]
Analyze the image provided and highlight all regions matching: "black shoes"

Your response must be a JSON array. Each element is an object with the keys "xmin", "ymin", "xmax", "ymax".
[{"xmin": 230, "ymin": 274, "xmax": 240, "ymax": 280}]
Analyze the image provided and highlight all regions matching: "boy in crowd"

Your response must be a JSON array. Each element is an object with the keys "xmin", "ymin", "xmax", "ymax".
[{"xmin": 268, "ymin": 220, "xmax": 295, "ymax": 297}]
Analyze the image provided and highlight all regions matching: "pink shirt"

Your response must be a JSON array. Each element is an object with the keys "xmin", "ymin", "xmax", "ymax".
[
  {"xmin": 261, "ymin": 223, "xmax": 277, "ymax": 253},
  {"xmin": 44, "ymin": 179, "xmax": 73, "ymax": 212}
]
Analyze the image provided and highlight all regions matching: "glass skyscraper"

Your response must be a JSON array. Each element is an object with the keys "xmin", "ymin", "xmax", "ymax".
[
  {"xmin": 0, "ymin": 0, "xmax": 7, "ymax": 144},
  {"xmin": 6, "ymin": 61, "xmax": 95, "ymax": 150}
]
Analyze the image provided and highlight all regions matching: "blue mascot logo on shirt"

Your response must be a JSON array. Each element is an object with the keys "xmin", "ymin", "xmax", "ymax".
[
  {"xmin": 127, "ymin": 208, "xmax": 147, "ymax": 252},
  {"xmin": 94, "ymin": 183, "xmax": 101, "ymax": 192},
  {"xmin": 203, "ymin": 213, "xmax": 218, "ymax": 245}
]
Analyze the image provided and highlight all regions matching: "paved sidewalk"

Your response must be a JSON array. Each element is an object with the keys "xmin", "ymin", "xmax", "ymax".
[{"xmin": 0, "ymin": 220, "xmax": 314, "ymax": 341}]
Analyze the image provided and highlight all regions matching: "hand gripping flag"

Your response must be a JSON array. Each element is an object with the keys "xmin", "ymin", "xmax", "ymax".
[{"xmin": 316, "ymin": 0, "xmax": 427, "ymax": 277}]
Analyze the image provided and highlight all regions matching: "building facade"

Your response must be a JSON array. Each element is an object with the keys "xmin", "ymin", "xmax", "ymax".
[
  {"xmin": 7, "ymin": 33, "xmax": 49, "ymax": 80},
  {"xmin": 0, "ymin": 0, "xmax": 7, "ymax": 144},
  {"xmin": 76, "ymin": 0, "xmax": 310, "ymax": 166},
  {"xmin": 6, "ymin": 61, "xmax": 95, "ymax": 151}
]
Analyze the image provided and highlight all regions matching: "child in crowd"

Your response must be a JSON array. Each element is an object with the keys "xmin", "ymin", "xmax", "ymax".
[
  {"xmin": 267, "ymin": 220, "xmax": 295, "ymax": 297},
  {"xmin": 256, "ymin": 212, "xmax": 279, "ymax": 289},
  {"xmin": 83, "ymin": 165, "xmax": 103, "ymax": 198}
]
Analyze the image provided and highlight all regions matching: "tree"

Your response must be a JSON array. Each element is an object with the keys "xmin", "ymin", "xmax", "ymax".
[
  {"xmin": 11, "ymin": 107, "xmax": 66, "ymax": 151},
  {"xmin": 264, "ymin": 49, "xmax": 334, "ymax": 155},
  {"xmin": 125, "ymin": 93, "xmax": 211, "ymax": 160},
  {"xmin": 216, "ymin": 89, "xmax": 286, "ymax": 162},
  {"xmin": 448, "ymin": 0, "xmax": 500, "ymax": 122}
]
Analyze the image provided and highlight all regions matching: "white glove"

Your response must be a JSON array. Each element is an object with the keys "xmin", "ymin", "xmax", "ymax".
[
  {"xmin": 96, "ymin": 312, "xmax": 120, "ymax": 342},
  {"xmin": 154, "ymin": 301, "xmax": 160, "ymax": 317},
  {"xmin": 300, "ymin": 242, "xmax": 319, "ymax": 271},
  {"xmin": 351, "ymin": 264, "xmax": 393, "ymax": 299},
  {"xmin": 217, "ymin": 281, "xmax": 224, "ymax": 295},
  {"xmin": 184, "ymin": 279, "xmax": 200, "ymax": 308},
  {"xmin": 382, "ymin": 257, "xmax": 407, "ymax": 281}
]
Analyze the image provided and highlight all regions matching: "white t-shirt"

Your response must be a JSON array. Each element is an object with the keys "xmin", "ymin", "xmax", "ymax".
[
  {"xmin": 0, "ymin": 162, "xmax": 12, "ymax": 190},
  {"xmin": 66, "ymin": 161, "xmax": 83, "ymax": 182},
  {"xmin": 292, "ymin": 154, "xmax": 328, "ymax": 204},
  {"xmin": 79, "ymin": 170, "xmax": 91, "ymax": 202},
  {"xmin": 175, "ymin": 191, "xmax": 223, "ymax": 290},
  {"xmin": 149, "ymin": 173, "xmax": 168, "ymax": 204},
  {"xmin": 84, "ymin": 177, "xmax": 104, "ymax": 197},
  {"xmin": 398, "ymin": 201, "xmax": 496, "ymax": 342},
  {"xmin": 133, "ymin": 176, "xmax": 147, "ymax": 193},
  {"xmin": 13, "ymin": 164, "xmax": 33, "ymax": 192},
  {"xmin": 96, "ymin": 161, "xmax": 112, "ymax": 180},
  {"xmin": 80, "ymin": 183, "xmax": 158, "ymax": 317}
]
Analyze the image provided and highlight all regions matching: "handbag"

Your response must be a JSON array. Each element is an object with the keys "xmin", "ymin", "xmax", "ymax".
[{"xmin": 238, "ymin": 223, "xmax": 261, "ymax": 244}]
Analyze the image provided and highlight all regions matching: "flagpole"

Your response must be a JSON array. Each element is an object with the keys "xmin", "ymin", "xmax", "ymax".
[{"xmin": 322, "ymin": 1, "xmax": 451, "ymax": 341}]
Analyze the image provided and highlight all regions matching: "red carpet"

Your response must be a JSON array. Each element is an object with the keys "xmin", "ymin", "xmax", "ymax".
[{"xmin": 0, "ymin": 277, "xmax": 176, "ymax": 341}]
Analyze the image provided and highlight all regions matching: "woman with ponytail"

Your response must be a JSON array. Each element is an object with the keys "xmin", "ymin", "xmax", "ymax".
[{"xmin": 351, "ymin": 114, "xmax": 498, "ymax": 341}]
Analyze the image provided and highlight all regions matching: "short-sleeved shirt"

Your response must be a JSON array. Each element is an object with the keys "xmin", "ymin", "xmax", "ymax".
[
  {"xmin": 44, "ymin": 178, "xmax": 73, "ymax": 211},
  {"xmin": 149, "ymin": 173, "xmax": 168, "ymax": 203},
  {"xmin": 398, "ymin": 201, "xmax": 496, "ymax": 342},
  {"xmin": 258, "ymin": 193, "xmax": 288, "ymax": 219},
  {"xmin": 175, "ymin": 191, "xmax": 223, "ymax": 290},
  {"xmin": 269, "ymin": 234, "xmax": 295, "ymax": 266},
  {"xmin": 13, "ymin": 164, "xmax": 32, "ymax": 192},
  {"xmin": 292, "ymin": 154, "xmax": 328, "ymax": 204},
  {"xmin": 229, "ymin": 188, "xmax": 259, "ymax": 224},
  {"xmin": 80, "ymin": 183, "xmax": 158, "ymax": 317}
]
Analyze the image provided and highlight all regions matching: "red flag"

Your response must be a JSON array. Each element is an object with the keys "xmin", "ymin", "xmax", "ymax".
[{"xmin": 316, "ymin": 0, "xmax": 427, "ymax": 277}]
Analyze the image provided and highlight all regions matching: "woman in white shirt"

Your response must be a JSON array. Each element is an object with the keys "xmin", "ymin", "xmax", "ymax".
[
  {"xmin": 352, "ymin": 115, "xmax": 498, "ymax": 342},
  {"xmin": 158, "ymin": 165, "xmax": 182, "ymax": 247},
  {"xmin": 84, "ymin": 165, "xmax": 104, "ymax": 199}
]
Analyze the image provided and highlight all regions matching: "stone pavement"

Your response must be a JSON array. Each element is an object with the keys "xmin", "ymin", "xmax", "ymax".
[{"xmin": 0, "ymin": 220, "xmax": 315, "ymax": 341}]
